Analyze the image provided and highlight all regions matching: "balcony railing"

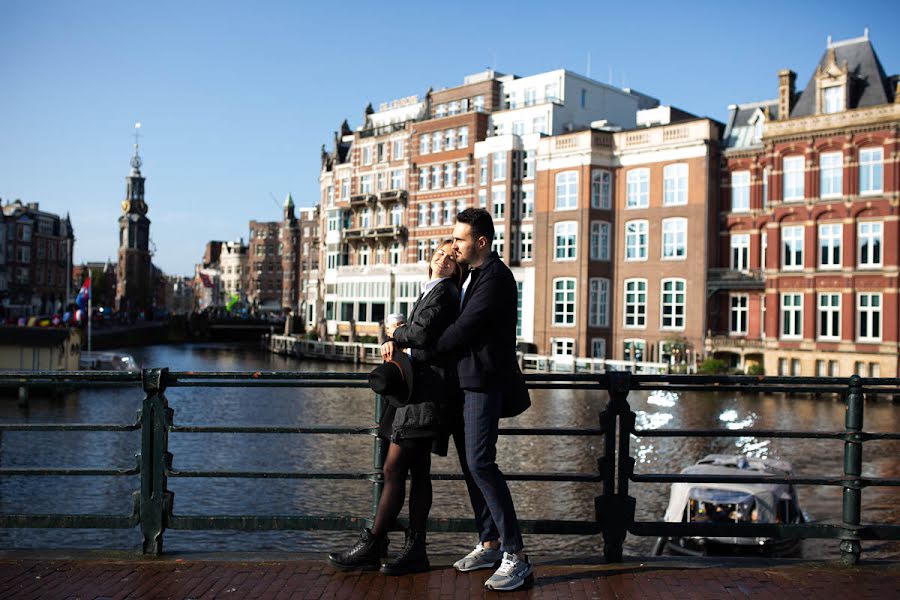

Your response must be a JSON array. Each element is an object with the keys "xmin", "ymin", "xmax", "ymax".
[
  {"xmin": 1, "ymin": 370, "xmax": 897, "ymax": 564},
  {"xmin": 349, "ymin": 194, "xmax": 376, "ymax": 207},
  {"xmin": 343, "ymin": 225, "xmax": 406, "ymax": 241},
  {"xmin": 707, "ymin": 268, "xmax": 765, "ymax": 293},
  {"xmin": 378, "ymin": 190, "xmax": 408, "ymax": 203},
  {"xmin": 358, "ymin": 121, "xmax": 408, "ymax": 139}
]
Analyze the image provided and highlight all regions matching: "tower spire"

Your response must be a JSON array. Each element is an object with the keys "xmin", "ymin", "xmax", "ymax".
[{"xmin": 131, "ymin": 121, "xmax": 143, "ymax": 173}]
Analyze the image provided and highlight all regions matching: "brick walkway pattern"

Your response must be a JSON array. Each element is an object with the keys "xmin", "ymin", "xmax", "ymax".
[{"xmin": 0, "ymin": 556, "xmax": 898, "ymax": 599}]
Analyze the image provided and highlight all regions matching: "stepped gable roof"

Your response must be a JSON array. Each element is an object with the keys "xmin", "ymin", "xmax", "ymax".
[{"xmin": 791, "ymin": 37, "xmax": 895, "ymax": 118}]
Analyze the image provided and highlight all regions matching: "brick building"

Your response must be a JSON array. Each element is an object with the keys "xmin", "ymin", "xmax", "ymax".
[
  {"xmin": 710, "ymin": 32, "xmax": 899, "ymax": 377},
  {"xmin": 1, "ymin": 199, "xmax": 75, "ymax": 318}
]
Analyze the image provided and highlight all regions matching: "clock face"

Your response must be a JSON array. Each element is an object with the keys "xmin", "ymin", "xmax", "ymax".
[{"xmin": 122, "ymin": 200, "xmax": 130, "ymax": 213}]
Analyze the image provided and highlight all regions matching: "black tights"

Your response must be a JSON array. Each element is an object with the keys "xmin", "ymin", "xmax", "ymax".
[{"xmin": 370, "ymin": 439, "xmax": 432, "ymax": 538}]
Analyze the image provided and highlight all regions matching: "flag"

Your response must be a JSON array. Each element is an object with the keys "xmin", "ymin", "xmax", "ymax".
[{"xmin": 76, "ymin": 275, "xmax": 91, "ymax": 311}]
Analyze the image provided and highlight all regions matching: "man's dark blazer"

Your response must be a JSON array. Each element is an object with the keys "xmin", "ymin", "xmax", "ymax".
[{"xmin": 433, "ymin": 251, "xmax": 518, "ymax": 391}]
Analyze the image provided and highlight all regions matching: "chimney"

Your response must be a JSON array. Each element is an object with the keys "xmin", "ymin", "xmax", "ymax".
[{"xmin": 778, "ymin": 69, "xmax": 796, "ymax": 120}]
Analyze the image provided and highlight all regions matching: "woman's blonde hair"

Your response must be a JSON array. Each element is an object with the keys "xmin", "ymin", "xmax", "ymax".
[{"xmin": 428, "ymin": 239, "xmax": 468, "ymax": 288}]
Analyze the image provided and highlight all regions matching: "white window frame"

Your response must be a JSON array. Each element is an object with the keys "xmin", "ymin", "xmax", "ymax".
[
  {"xmin": 782, "ymin": 225, "xmax": 804, "ymax": 270},
  {"xmin": 457, "ymin": 161, "xmax": 467, "ymax": 186},
  {"xmin": 419, "ymin": 134, "xmax": 430, "ymax": 155},
  {"xmin": 817, "ymin": 292, "xmax": 841, "ymax": 341},
  {"xmin": 492, "ymin": 152, "xmax": 507, "ymax": 181},
  {"xmin": 492, "ymin": 189, "xmax": 506, "ymax": 221},
  {"xmin": 818, "ymin": 223, "xmax": 842, "ymax": 270},
  {"xmin": 551, "ymin": 338, "xmax": 575, "ymax": 357},
  {"xmin": 623, "ymin": 278, "xmax": 647, "ymax": 329},
  {"xmin": 588, "ymin": 278, "xmax": 610, "ymax": 328},
  {"xmin": 626, "ymin": 168, "xmax": 649, "ymax": 209},
  {"xmin": 857, "ymin": 221, "xmax": 882, "ymax": 268},
  {"xmin": 590, "ymin": 221, "xmax": 610, "ymax": 261},
  {"xmin": 819, "ymin": 151, "xmax": 843, "ymax": 198},
  {"xmin": 660, "ymin": 278, "xmax": 686, "ymax": 331},
  {"xmin": 856, "ymin": 292, "xmax": 882, "ymax": 342},
  {"xmin": 590, "ymin": 338, "xmax": 607, "ymax": 359},
  {"xmin": 521, "ymin": 188, "xmax": 534, "ymax": 219},
  {"xmin": 783, "ymin": 155, "xmax": 805, "ymax": 201},
  {"xmin": 663, "ymin": 163, "xmax": 688, "ymax": 206},
  {"xmin": 780, "ymin": 292, "xmax": 803, "ymax": 340},
  {"xmin": 823, "ymin": 85, "xmax": 844, "ymax": 114},
  {"xmin": 731, "ymin": 171, "xmax": 750, "ymax": 212},
  {"xmin": 624, "ymin": 220, "xmax": 648, "ymax": 261},
  {"xmin": 730, "ymin": 233, "xmax": 749, "ymax": 271},
  {"xmin": 591, "ymin": 169, "xmax": 611, "ymax": 209},
  {"xmin": 555, "ymin": 171, "xmax": 578, "ymax": 210},
  {"xmin": 730, "ymin": 294, "xmax": 748, "ymax": 335},
  {"xmin": 859, "ymin": 148, "xmax": 883, "ymax": 195},
  {"xmin": 552, "ymin": 278, "xmax": 576, "ymax": 326},
  {"xmin": 458, "ymin": 126, "xmax": 469, "ymax": 148},
  {"xmin": 662, "ymin": 217, "xmax": 687, "ymax": 260},
  {"xmin": 554, "ymin": 221, "xmax": 577, "ymax": 261},
  {"xmin": 519, "ymin": 226, "xmax": 533, "ymax": 261}
]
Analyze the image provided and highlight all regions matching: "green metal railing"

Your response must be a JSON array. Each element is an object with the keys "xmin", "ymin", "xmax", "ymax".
[{"xmin": 1, "ymin": 370, "xmax": 898, "ymax": 563}]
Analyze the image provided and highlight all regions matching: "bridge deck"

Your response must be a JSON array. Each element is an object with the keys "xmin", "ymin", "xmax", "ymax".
[{"xmin": 0, "ymin": 551, "xmax": 897, "ymax": 599}]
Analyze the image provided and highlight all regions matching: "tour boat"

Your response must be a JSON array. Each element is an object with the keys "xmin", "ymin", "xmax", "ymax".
[
  {"xmin": 653, "ymin": 454, "xmax": 806, "ymax": 557},
  {"xmin": 79, "ymin": 351, "xmax": 137, "ymax": 371}
]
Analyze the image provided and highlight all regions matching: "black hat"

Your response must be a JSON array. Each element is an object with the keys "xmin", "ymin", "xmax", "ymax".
[{"xmin": 368, "ymin": 351, "xmax": 414, "ymax": 405}]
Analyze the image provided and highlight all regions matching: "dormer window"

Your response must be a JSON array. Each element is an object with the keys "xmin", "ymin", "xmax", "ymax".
[{"xmin": 823, "ymin": 85, "xmax": 844, "ymax": 113}]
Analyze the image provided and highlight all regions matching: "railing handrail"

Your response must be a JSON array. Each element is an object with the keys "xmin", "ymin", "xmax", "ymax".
[{"xmin": 0, "ymin": 370, "xmax": 897, "ymax": 564}]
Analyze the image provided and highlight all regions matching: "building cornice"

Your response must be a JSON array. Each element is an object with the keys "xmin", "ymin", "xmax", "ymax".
[{"xmin": 764, "ymin": 103, "xmax": 900, "ymax": 140}]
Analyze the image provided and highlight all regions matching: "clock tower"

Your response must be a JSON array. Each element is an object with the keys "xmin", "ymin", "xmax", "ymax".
[{"xmin": 115, "ymin": 130, "xmax": 153, "ymax": 315}]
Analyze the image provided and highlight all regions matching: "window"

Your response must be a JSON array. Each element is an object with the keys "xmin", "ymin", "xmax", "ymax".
[
  {"xmin": 591, "ymin": 170, "xmax": 611, "ymax": 209},
  {"xmin": 624, "ymin": 279, "xmax": 647, "ymax": 328},
  {"xmin": 391, "ymin": 139, "xmax": 403, "ymax": 160},
  {"xmin": 818, "ymin": 223, "xmax": 842, "ymax": 269},
  {"xmin": 418, "ymin": 206, "xmax": 428, "ymax": 227},
  {"xmin": 626, "ymin": 169, "xmax": 649, "ymax": 208},
  {"xmin": 452, "ymin": 161, "xmax": 465, "ymax": 187},
  {"xmin": 533, "ymin": 115, "xmax": 547, "ymax": 135},
  {"xmin": 391, "ymin": 204, "xmax": 403, "ymax": 226},
  {"xmin": 589, "ymin": 278, "xmax": 609, "ymax": 327},
  {"xmin": 662, "ymin": 218, "xmax": 687, "ymax": 260},
  {"xmin": 418, "ymin": 167, "xmax": 429, "ymax": 191},
  {"xmin": 731, "ymin": 171, "xmax": 750, "ymax": 212},
  {"xmin": 819, "ymin": 152, "xmax": 843, "ymax": 198},
  {"xmin": 783, "ymin": 156, "xmax": 805, "ymax": 201},
  {"xmin": 858, "ymin": 222, "xmax": 882, "ymax": 268},
  {"xmin": 553, "ymin": 278, "xmax": 576, "ymax": 325},
  {"xmin": 731, "ymin": 233, "xmax": 749, "ymax": 271},
  {"xmin": 591, "ymin": 339, "xmax": 607, "ymax": 359},
  {"xmin": 555, "ymin": 171, "xmax": 578, "ymax": 209},
  {"xmin": 458, "ymin": 126, "xmax": 469, "ymax": 148},
  {"xmin": 492, "ymin": 152, "xmax": 506, "ymax": 181},
  {"xmin": 857, "ymin": 293, "xmax": 881, "ymax": 342},
  {"xmin": 360, "ymin": 175, "xmax": 372, "ymax": 194},
  {"xmin": 590, "ymin": 221, "xmax": 610, "ymax": 261},
  {"xmin": 443, "ymin": 201, "xmax": 455, "ymax": 225},
  {"xmin": 780, "ymin": 293, "xmax": 803, "ymax": 339},
  {"xmin": 625, "ymin": 220, "xmax": 648, "ymax": 261},
  {"xmin": 522, "ymin": 151, "xmax": 535, "ymax": 179},
  {"xmin": 623, "ymin": 339, "xmax": 646, "ymax": 362},
  {"xmin": 432, "ymin": 166, "xmax": 441, "ymax": 189},
  {"xmin": 520, "ymin": 227, "xmax": 533, "ymax": 261},
  {"xmin": 430, "ymin": 202, "xmax": 441, "ymax": 225},
  {"xmin": 762, "ymin": 168, "xmax": 769, "ymax": 208},
  {"xmin": 554, "ymin": 221, "xmax": 577, "ymax": 260},
  {"xmin": 444, "ymin": 129, "xmax": 455, "ymax": 150},
  {"xmin": 782, "ymin": 225, "xmax": 804, "ymax": 270},
  {"xmin": 361, "ymin": 145, "xmax": 372, "ymax": 165},
  {"xmin": 341, "ymin": 179, "xmax": 350, "ymax": 199},
  {"xmin": 478, "ymin": 189, "xmax": 487, "ymax": 208},
  {"xmin": 479, "ymin": 157, "xmax": 488, "ymax": 184},
  {"xmin": 359, "ymin": 208, "xmax": 371, "ymax": 228},
  {"xmin": 663, "ymin": 163, "xmax": 688, "ymax": 206},
  {"xmin": 448, "ymin": 101, "xmax": 460, "ymax": 116},
  {"xmin": 552, "ymin": 338, "xmax": 575, "ymax": 357},
  {"xmin": 391, "ymin": 169, "xmax": 404, "ymax": 190},
  {"xmin": 359, "ymin": 244, "xmax": 370, "ymax": 266},
  {"xmin": 390, "ymin": 243, "xmax": 401, "ymax": 265},
  {"xmin": 492, "ymin": 228, "xmax": 505, "ymax": 257},
  {"xmin": 416, "ymin": 239, "xmax": 428, "ymax": 262},
  {"xmin": 492, "ymin": 189, "xmax": 506, "ymax": 220},
  {"xmin": 512, "ymin": 121, "xmax": 525, "ymax": 136},
  {"xmin": 521, "ymin": 188, "xmax": 534, "ymax": 218},
  {"xmin": 730, "ymin": 295, "xmax": 748, "ymax": 335},
  {"xmin": 761, "ymin": 232, "xmax": 768, "ymax": 269},
  {"xmin": 859, "ymin": 148, "xmax": 883, "ymax": 195},
  {"xmin": 444, "ymin": 163, "xmax": 455, "ymax": 188},
  {"xmin": 473, "ymin": 95, "xmax": 485, "ymax": 112},
  {"xmin": 376, "ymin": 172, "xmax": 387, "ymax": 192},
  {"xmin": 818, "ymin": 293, "xmax": 841, "ymax": 340},
  {"xmin": 660, "ymin": 278, "xmax": 686, "ymax": 330},
  {"xmin": 823, "ymin": 85, "xmax": 844, "ymax": 114}
]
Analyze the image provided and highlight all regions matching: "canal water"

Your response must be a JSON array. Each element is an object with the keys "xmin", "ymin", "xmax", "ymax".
[{"xmin": 1, "ymin": 343, "xmax": 898, "ymax": 560}]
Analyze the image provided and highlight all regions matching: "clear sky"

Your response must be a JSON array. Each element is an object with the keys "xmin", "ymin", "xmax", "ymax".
[{"xmin": 1, "ymin": 0, "xmax": 898, "ymax": 276}]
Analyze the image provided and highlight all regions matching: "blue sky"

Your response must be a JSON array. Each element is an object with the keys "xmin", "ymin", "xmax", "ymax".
[{"xmin": 1, "ymin": 0, "xmax": 898, "ymax": 276}]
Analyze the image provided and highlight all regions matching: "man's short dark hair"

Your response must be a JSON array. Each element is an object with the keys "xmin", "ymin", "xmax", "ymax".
[{"xmin": 456, "ymin": 207, "xmax": 494, "ymax": 242}]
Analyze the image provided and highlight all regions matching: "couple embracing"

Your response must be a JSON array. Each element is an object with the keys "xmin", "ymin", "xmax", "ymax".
[{"xmin": 327, "ymin": 208, "xmax": 534, "ymax": 592}]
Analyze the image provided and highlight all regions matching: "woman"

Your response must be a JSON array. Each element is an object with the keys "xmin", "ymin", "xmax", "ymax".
[{"xmin": 328, "ymin": 240, "xmax": 466, "ymax": 575}]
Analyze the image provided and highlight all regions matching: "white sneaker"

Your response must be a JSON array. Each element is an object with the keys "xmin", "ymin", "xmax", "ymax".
[
  {"xmin": 484, "ymin": 552, "xmax": 534, "ymax": 591},
  {"xmin": 452, "ymin": 542, "xmax": 503, "ymax": 572}
]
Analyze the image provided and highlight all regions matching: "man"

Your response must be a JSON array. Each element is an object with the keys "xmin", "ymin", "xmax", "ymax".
[{"xmin": 434, "ymin": 208, "xmax": 533, "ymax": 591}]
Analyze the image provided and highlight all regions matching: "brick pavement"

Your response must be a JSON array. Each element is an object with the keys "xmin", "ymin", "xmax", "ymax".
[{"xmin": 0, "ymin": 553, "xmax": 898, "ymax": 599}]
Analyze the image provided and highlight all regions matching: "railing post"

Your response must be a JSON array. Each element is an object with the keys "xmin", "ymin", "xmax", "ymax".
[
  {"xmin": 596, "ymin": 371, "xmax": 636, "ymax": 563},
  {"xmin": 137, "ymin": 368, "xmax": 174, "ymax": 556},
  {"xmin": 840, "ymin": 375, "xmax": 864, "ymax": 565},
  {"xmin": 371, "ymin": 392, "xmax": 388, "ymax": 527}
]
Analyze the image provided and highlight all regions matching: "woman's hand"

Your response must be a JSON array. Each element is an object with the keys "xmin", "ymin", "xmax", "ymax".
[{"xmin": 380, "ymin": 341, "xmax": 397, "ymax": 361}]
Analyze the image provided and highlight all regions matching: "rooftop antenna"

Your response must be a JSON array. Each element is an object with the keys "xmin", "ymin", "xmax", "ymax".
[{"xmin": 269, "ymin": 192, "xmax": 281, "ymax": 211}]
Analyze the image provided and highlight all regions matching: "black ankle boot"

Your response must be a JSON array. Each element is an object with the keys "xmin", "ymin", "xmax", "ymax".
[
  {"xmin": 327, "ymin": 528, "xmax": 388, "ymax": 571},
  {"xmin": 380, "ymin": 529, "xmax": 429, "ymax": 575}
]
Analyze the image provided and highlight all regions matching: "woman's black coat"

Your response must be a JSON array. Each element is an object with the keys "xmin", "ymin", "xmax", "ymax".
[{"xmin": 378, "ymin": 277, "xmax": 460, "ymax": 454}]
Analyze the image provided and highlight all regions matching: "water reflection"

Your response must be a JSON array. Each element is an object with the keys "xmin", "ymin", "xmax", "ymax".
[{"xmin": 1, "ymin": 343, "xmax": 897, "ymax": 560}]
